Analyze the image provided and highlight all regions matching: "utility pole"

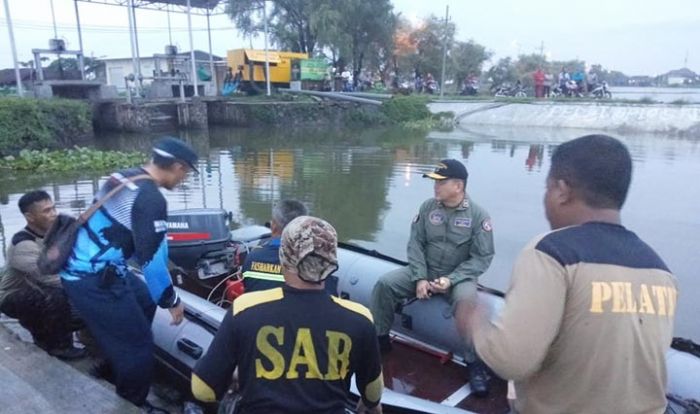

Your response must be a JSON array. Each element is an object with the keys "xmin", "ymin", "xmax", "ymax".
[
  {"xmin": 74, "ymin": 0, "xmax": 86, "ymax": 80},
  {"xmin": 3, "ymin": 0, "xmax": 23, "ymax": 96},
  {"xmin": 186, "ymin": 0, "xmax": 198, "ymax": 97},
  {"xmin": 540, "ymin": 41, "xmax": 545, "ymax": 60},
  {"xmin": 262, "ymin": 0, "xmax": 271, "ymax": 96},
  {"xmin": 439, "ymin": 5, "xmax": 449, "ymax": 98},
  {"xmin": 3, "ymin": 0, "xmax": 24, "ymax": 97},
  {"xmin": 49, "ymin": 0, "xmax": 58, "ymax": 39},
  {"xmin": 126, "ymin": 0, "xmax": 140, "ymax": 97}
]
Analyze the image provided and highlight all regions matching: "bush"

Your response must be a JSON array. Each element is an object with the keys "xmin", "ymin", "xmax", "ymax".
[
  {"xmin": 0, "ymin": 97, "xmax": 93, "ymax": 156},
  {"xmin": 380, "ymin": 96, "xmax": 432, "ymax": 123}
]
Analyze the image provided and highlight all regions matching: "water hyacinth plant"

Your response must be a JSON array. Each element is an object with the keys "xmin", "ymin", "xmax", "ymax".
[{"xmin": 0, "ymin": 147, "xmax": 148, "ymax": 172}]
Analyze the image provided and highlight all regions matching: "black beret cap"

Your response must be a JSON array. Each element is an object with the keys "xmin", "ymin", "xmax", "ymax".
[{"xmin": 152, "ymin": 136, "xmax": 199, "ymax": 173}]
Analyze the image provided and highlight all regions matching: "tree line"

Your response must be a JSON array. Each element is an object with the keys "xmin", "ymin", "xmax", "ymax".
[
  {"xmin": 228, "ymin": 0, "xmax": 641, "ymax": 91},
  {"xmin": 227, "ymin": 0, "xmax": 490, "ymax": 88},
  {"xmin": 10, "ymin": 1, "xmax": 631, "ymax": 91}
]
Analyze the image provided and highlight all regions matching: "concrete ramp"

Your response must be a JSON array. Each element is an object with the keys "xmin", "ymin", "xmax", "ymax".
[
  {"xmin": 429, "ymin": 101, "xmax": 700, "ymax": 136},
  {"xmin": 0, "ymin": 325, "xmax": 139, "ymax": 414}
]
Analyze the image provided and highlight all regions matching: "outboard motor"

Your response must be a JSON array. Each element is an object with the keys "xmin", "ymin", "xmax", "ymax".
[{"xmin": 167, "ymin": 209, "xmax": 238, "ymax": 298}]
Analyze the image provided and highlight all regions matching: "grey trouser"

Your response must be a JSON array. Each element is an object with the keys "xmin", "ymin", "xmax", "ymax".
[{"xmin": 370, "ymin": 266, "xmax": 479, "ymax": 363}]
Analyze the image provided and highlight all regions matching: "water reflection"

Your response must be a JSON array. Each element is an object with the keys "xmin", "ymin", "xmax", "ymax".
[
  {"xmin": 0, "ymin": 125, "xmax": 698, "ymax": 342},
  {"xmin": 210, "ymin": 127, "xmax": 428, "ymax": 242},
  {"xmin": 525, "ymin": 145, "xmax": 545, "ymax": 172}
]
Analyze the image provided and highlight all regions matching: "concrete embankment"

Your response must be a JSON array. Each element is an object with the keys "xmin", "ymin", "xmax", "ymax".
[
  {"xmin": 429, "ymin": 101, "xmax": 700, "ymax": 136},
  {"xmin": 0, "ymin": 322, "xmax": 139, "ymax": 413},
  {"xmin": 93, "ymin": 99, "xmax": 382, "ymax": 132},
  {"xmin": 207, "ymin": 100, "xmax": 382, "ymax": 128}
]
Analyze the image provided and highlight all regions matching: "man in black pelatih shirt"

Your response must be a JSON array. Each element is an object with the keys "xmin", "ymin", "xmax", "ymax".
[{"xmin": 192, "ymin": 216, "xmax": 383, "ymax": 414}]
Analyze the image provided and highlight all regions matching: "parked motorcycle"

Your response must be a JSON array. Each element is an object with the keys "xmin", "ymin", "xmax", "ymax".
[
  {"xmin": 494, "ymin": 83, "xmax": 527, "ymax": 98},
  {"xmin": 393, "ymin": 79, "xmax": 414, "ymax": 95},
  {"xmin": 565, "ymin": 80, "xmax": 583, "ymax": 98},
  {"xmin": 550, "ymin": 85, "xmax": 563, "ymax": 98},
  {"xmin": 590, "ymin": 81, "xmax": 612, "ymax": 99},
  {"xmin": 460, "ymin": 79, "xmax": 479, "ymax": 96},
  {"xmin": 425, "ymin": 79, "xmax": 439, "ymax": 94},
  {"xmin": 551, "ymin": 80, "xmax": 583, "ymax": 98}
]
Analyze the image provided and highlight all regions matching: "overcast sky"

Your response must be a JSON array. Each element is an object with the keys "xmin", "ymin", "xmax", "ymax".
[{"xmin": 1, "ymin": 0, "xmax": 698, "ymax": 76}]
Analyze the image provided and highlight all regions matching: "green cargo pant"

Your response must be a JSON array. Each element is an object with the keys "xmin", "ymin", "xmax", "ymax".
[{"xmin": 370, "ymin": 266, "xmax": 478, "ymax": 363}]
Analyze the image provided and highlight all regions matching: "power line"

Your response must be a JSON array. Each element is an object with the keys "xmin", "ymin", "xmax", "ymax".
[{"xmin": 0, "ymin": 18, "xmax": 235, "ymax": 34}]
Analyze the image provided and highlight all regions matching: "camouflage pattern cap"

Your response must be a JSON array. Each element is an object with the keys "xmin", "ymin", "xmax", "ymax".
[{"xmin": 279, "ymin": 216, "xmax": 338, "ymax": 283}]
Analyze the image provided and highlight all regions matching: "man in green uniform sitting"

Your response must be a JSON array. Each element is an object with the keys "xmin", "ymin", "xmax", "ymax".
[
  {"xmin": 192, "ymin": 216, "xmax": 383, "ymax": 414},
  {"xmin": 370, "ymin": 159, "xmax": 495, "ymax": 397}
]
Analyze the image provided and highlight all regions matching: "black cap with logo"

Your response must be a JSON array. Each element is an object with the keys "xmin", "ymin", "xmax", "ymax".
[
  {"xmin": 152, "ymin": 137, "xmax": 199, "ymax": 173},
  {"xmin": 422, "ymin": 159, "xmax": 468, "ymax": 181}
]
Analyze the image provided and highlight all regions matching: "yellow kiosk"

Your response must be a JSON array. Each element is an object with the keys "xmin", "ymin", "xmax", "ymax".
[{"xmin": 227, "ymin": 49, "xmax": 308, "ymax": 86}]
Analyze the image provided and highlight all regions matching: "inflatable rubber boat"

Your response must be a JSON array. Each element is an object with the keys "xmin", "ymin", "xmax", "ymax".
[{"xmin": 151, "ymin": 209, "xmax": 700, "ymax": 414}]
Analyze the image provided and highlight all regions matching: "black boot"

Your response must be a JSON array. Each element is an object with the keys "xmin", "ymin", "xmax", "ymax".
[
  {"xmin": 36, "ymin": 334, "xmax": 87, "ymax": 360},
  {"xmin": 467, "ymin": 360, "xmax": 489, "ymax": 397}
]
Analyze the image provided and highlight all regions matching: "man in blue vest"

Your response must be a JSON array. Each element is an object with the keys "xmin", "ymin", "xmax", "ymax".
[
  {"xmin": 61, "ymin": 137, "xmax": 198, "ymax": 412},
  {"xmin": 241, "ymin": 199, "xmax": 308, "ymax": 293}
]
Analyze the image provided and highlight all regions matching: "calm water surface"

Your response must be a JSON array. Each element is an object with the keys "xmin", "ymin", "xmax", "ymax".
[{"xmin": 0, "ymin": 125, "xmax": 698, "ymax": 342}]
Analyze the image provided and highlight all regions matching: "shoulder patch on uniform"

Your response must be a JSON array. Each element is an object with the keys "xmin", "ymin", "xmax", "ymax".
[
  {"xmin": 482, "ymin": 218, "xmax": 492, "ymax": 232},
  {"xmin": 331, "ymin": 296, "xmax": 374, "ymax": 323},
  {"xmin": 232, "ymin": 287, "xmax": 284, "ymax": 316},
  {"xmin": 428, "ymin": 210, "xmax": 446, "ymax": 225}
]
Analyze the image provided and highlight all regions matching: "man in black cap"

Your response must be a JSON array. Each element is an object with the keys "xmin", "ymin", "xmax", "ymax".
[
  {"xmin": 60, "ymin": 136, "xmax": 198, "ymax": 412},
  {"xmin": 369, "ymin": 158, "xmax": 495, "ymax": 397}
]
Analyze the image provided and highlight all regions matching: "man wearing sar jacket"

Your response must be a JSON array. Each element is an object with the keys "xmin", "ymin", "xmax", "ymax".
[
  {"xmin": 192, "ymin": 216, "xmax": 383, "ymax": 414},
  {"xmin": 60, "ymin": 137, "xmax": 198, "ymax": 412}
]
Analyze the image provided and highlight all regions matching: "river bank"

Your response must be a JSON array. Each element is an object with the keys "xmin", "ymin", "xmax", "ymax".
[
  {"xmin": 429, "ymin": 100, "xmax": 700, "ymax": 136},
  {"xmin": 0, "ymin": 95, "xmax": 437, "ymax": 154},
  {"xmin": 0, "ymin": 319, "xmax": 139, "ymax": 413},
  {"xmin": 92, "ymin": 96, "xmax": 700, "ymax": 136},
  {"xmin": 3, "ymin": 96, "xmax": 699, "ymax": 156},
  {"xmin": 0, "ymin": 315, "xmax": 183, "ymax": 413}
]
